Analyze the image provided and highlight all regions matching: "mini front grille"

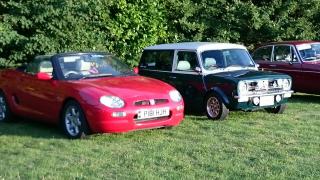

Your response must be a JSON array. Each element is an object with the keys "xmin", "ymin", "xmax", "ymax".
[
  {"xmin": 247, "ymin": 79, "xmax": 284, "ymax": 95},
  {"xmin": 134, "ymin": 99, "xmax": 169, "ymax": 106}
]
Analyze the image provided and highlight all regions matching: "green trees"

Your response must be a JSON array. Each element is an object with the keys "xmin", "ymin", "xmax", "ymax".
[{"xmin": 1, "ymin": 0, "xmax": 320, "ymax": 67}]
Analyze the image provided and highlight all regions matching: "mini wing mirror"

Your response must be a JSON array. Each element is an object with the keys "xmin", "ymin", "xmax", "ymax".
[
  {"xmin": 255, "ymin": 64, "xmax": 260, "ymax": 68},
  {"xmin": 36, "ymin": 72, "xmax": 52, "ymax": 80},
  {"xmin": 133, "ymin": 67, "xmax": 139, "ymax": 74},
  {"xmin": 195, "ymin": 67, "xmax": 202, "ymax": 73}
]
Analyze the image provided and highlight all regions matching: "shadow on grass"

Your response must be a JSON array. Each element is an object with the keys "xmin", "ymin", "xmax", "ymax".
[
  {"xmin": 0, "ymin": 118, "xmax": 65, "ymax": 139},
  {"xmin": 291, "ymin": 93, "xmax": 320, "ymax": 103}
]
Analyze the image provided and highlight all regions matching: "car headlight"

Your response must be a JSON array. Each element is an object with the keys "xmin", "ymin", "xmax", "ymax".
[
  {"xmin": 169, "ymin": 90, "xmax": 182, "ymax": 102},
  {"xmin": 276, "ymin": 79, "xmax": 283, "ymax": 88},
  {"xmin": 238, "ymin": 81, "xmax": 248, "ymax": 95},
  {"xmin": 283, "ymin": 79, "xmax": 291, "ymax": 90},
  {"xmin": 100, "ymin": 96, "xmax": 125, "ymax": 108}
]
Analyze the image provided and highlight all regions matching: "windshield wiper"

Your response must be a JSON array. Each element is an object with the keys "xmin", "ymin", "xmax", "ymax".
[{"xmin": 80, "ymin": 73, "xmax": 113, "ymax": 79}]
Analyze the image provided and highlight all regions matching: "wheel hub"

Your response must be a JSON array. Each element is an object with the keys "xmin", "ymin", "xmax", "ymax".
[
  {"xmin": 207, "ymin": 97, "xmax": 220, "ymax": 118},
  {"xmin": 65, "ymin": 106, "xmax": 81, "ymax": 136}
]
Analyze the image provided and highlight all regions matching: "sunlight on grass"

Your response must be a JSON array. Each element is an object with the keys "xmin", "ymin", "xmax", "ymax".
[{"xmin": 0, "ymin": 93, "xmax": 319, "ymax": 179}]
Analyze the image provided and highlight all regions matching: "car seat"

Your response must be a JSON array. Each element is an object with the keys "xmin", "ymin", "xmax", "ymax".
[{"xmin": 176, "ymin": 60, "xmax": 191, "ymax": 71}]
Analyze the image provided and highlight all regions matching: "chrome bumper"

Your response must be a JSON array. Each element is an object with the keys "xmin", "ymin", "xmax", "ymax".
[{"xmin": 234, "ymin": 90, "xmax": 294, "ymax": 102}]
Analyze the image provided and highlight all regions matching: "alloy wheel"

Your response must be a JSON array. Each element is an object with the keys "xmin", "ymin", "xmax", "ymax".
[
  {"xmin": 64, "ymin": 106, "xmax": 82, "ymax": 137},
  {"xmin": 207, "ymin": 96, "xmax": 220, "ymax": 118}
]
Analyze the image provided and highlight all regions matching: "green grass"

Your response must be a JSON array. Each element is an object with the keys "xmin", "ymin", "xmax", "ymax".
[{"xmin": 0, "ymin": 93, "xmax": 319, "ymax": 179}]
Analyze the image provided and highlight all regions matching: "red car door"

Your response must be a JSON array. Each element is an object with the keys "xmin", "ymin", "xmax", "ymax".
[
  {"xmin": 298, "ymin": 62, "xmax": 320, "ymax": 93},
  {"xmin": 15, "ymin": 58, "xmax": 61, "ymax": 122}
]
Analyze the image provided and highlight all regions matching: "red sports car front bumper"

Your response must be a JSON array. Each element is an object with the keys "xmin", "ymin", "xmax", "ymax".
[{"xmin": 83, "ymin": 103, "xmax": 184, "ymax": 133}]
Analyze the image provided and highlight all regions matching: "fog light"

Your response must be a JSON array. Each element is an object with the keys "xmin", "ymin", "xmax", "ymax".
[
  {"xmin": 253, "ymin": 97, "xmax": 260, "ymax": 106},
  {"xmin": 176, "ymin": 105, "xmax": 184, "ymax": 111},
  {"xmin": 275, "ymin": 95, "xmax": 282, "ymax": 102},
  {"xmin": 112, "ymin": 112, "xmax": 127, "ymax": 117}
]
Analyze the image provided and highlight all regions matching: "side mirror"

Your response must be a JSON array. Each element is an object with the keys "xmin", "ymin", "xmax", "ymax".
[
  {"xmin": 36, "ymin": 72, "xmax": 52, "ymax": 80},
  {"xmin": 133, "ymin": 67, "xmax": 139, "ymax": 74},
  {"xmin": 255, "ymin": 64, "xmax": 260, "ymax": 68}
]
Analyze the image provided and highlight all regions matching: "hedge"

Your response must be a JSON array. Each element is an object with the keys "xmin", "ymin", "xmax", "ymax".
[{"xmin": 1, "ymin": 0, "xmax": 320, "ymax": 67}]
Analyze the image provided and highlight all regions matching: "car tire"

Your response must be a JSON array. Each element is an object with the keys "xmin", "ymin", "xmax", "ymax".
[
  {"xmin": 0, "ymin": 91, "xmax": 12, "ymax": 123},
  {"xmin": 205, "ymin": 93, "xmax": 229, "ymax": 120},
  {"xmin": 61, "ymin": 100, "xmax": 90, "ymax": 139},
  {"xmin": 265, "ymin": 104, "xmax": 287, "ymax": 114}
]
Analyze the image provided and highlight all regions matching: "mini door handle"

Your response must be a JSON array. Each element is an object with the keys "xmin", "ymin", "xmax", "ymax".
[
  {"xmin": 169, "ymin": 76, "xmax": 177, "ymax": 79},
  {"xmin": 269, "ymin": 64, "xmax": 277, "ymax": 67}
]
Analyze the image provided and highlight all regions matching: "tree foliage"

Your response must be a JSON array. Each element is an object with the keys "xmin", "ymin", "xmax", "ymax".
[{"xmin": 1, "ymin": 0, "xmax": 320, "ymax": 67}]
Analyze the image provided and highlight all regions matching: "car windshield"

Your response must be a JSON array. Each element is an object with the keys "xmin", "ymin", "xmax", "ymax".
[
  {"xmin": 296, "ymin": 43, "xmax": 320, "ymax": 61},
  {"xmin": 201, "ymin": 49, "xmax": 255, "ymax": 70},
  {"xmin": 57, "ymin": 54, "xmax": 134, "ymax": 79}
]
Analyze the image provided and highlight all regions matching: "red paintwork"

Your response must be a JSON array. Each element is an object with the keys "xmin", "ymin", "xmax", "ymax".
[
  {"xmin": 36, "ymin": 72, "xmax": 52, "ymax": 80},
  {"xmin": 0, "ymin": 69, "xmax": 184, "ymax": 133},
  {"xmin": 254, "ymin": 41, "xmax": 320, "ymax": 94},
  {"xmin": 133, "ymin": 67, "xmax": 139, "ymax": 74}
]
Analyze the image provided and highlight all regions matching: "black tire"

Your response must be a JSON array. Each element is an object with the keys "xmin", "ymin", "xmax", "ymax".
[
  {"xmin": 0, "ymin": 91, "xmax": 12, "ymax": 123},
  {"xmin": 61, "ymin": 100, "xmax": 90, "ymax": 139},
  {"xmin": 265, "ymin": 104, "xmax": 287, "ymax": 114},
  {"xmin": 205, "ymin": 93, "xmax": 229, "ymax": 120}
]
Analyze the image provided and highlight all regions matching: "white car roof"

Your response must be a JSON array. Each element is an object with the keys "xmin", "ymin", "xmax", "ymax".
[{"xmin": 144, "ymin": 42, "xmax": 247, "ymax": 51}]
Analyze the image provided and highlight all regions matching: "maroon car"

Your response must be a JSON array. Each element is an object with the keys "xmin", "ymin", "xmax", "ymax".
[{"xmin": 252, "ymin": 40, "xmax": 320, "ymax": 94}]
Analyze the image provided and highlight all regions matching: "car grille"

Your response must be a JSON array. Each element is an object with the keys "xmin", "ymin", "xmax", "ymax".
[
  {"xmin": 134, "ymin": 99, "xmax": 169, "ymax": 106},
  {"xmin": 247, "ymin": 80, "xmax": 283, "ymax": 95}
]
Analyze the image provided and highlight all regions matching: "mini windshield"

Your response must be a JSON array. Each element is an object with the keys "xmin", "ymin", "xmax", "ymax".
[
  {"xmin": 297, "ymin": 43, "xmax": 320, "ymax": 61},
  {"xmin": 57, "ymin": 54, "xmax": 134, "ymax": 80},
  {"xmin": 201, "ymin": 49, "xmax": 255, "ymax": 70}
]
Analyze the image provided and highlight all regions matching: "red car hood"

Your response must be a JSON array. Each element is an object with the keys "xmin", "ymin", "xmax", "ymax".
[{"xmin": 70, "ymin": 75, "xmax": 173, "ymax": 99}]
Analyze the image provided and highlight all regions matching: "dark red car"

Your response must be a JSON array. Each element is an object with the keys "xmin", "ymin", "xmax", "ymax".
[
  {"xmin": 252, "ymin": 40, "xmax": 320, "ymax": 94},
  {"xmin": 0, "ymin": 52, "xmax": 184, "ymax": 138}
]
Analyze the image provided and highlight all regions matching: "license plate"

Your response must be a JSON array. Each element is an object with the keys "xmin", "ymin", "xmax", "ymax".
[
  {"xmin": 137, "ymin": 107, "xmax": 170, "ymax": 120},
  {"xmin": 259, "ymin": 96, "xmax": 274, "ymax": 106}
]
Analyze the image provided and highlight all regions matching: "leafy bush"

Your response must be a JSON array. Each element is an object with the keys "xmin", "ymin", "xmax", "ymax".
[{"xmin": 1, "ymin": 0, "xmax": 320, "ymax": 67}]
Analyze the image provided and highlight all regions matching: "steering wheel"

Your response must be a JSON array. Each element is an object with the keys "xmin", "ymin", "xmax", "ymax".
[{"xmin": 64, "ymin": 71, "xmax": 80, "ymax": 78}]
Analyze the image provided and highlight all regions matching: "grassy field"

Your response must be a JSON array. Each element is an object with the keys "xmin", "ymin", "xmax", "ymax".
[{"xmin": 0, "ymin": 93, "xmax": 319, "ymax": 179}]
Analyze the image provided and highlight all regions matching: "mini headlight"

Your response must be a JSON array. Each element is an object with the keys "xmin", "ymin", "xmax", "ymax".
[
  {"xmin": 100, "ymin": 96, "xmax": 125, "ymax": 108},
  {"xmin": 169, "ymin": 90, "xmax": 182, "ymax": 102},
  {"xmin": 277, "ymin": 79, "xmax": 283, "ymax": 88},
  {"xmin": 283, "ymin": 79, "xmax": 291, "ymax": 90},
  {"xmin": 238, "ymin": 81, "xmax": 248, "ymax": 95}
]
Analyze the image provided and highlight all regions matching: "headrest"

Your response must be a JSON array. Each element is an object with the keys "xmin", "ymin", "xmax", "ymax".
[
  {"xmin": 176, "ymin": 60, "xmax": 191, "ymax": 71},
  {"xmin": 76, "ymin": 60, "xmax": 91, "ymax": 71},
  {"xmin": 39, "ymin": 61, "xmax": 53, "ymax": 74},
  {"xmin": 204, "ymin": 58, "xmax": 216, "ymax": 67}
]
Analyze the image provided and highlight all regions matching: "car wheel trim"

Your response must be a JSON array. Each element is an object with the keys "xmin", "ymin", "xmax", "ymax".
[
  {"xmin": 0, "ymin": 96, "xmax": 7, "ymax": 121},
  {"xmin": 65, "ymin": 106, "xmax": 82, "ymax": 136},
  {"xmin": 207, "ymin": 96, "xmax": 220, "ymax": 118}
]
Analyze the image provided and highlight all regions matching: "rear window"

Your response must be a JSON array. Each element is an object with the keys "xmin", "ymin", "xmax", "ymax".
[{"xmin": 139, "ymin": 50, "xmax": 174, "ymax": 71}]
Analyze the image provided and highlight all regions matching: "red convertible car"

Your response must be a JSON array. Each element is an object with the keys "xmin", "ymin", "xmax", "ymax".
[
  {"xmin": 0, "ymin": 52, "xmax": 184, "ymax": 138},
  {"xmin": 252, "ymin": 40, "xmax": 320, "ymax": 94}
]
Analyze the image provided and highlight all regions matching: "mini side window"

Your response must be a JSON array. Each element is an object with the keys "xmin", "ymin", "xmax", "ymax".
[
  {"xmin": 252, "ymin": 46, "xmax": 273, "ymax": 62},
  {"xmin": 175, "ymin": 51, "xmax": 199, "ymax": 71},
  {"xmin": 140, "ymin": 50, "xmax": 174, "ymax": 71}
]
